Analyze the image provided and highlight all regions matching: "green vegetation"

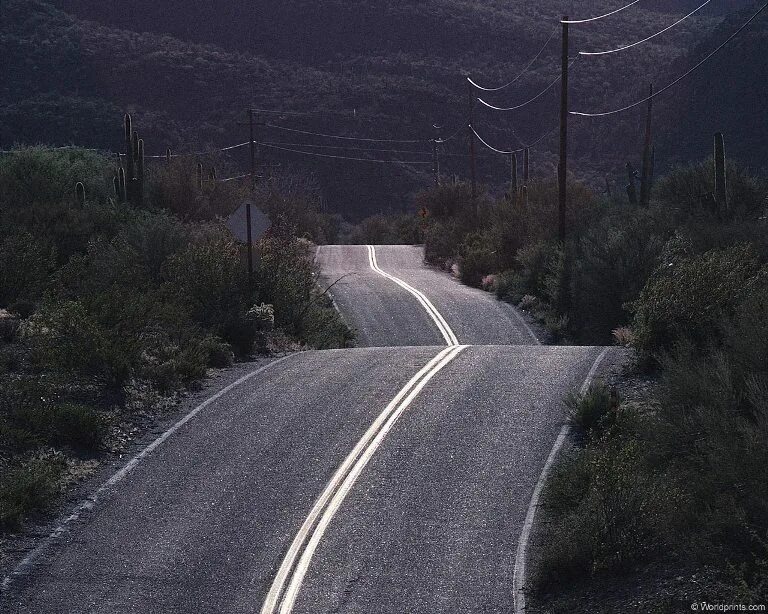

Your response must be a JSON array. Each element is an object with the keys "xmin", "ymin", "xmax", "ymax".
[
  {"xmin": 413, "ymin": 142, "xmax": 768, "ymax": 607},
  {"xmin": 0, "ymin": 145, "xmax": 352, "ymax": 532}
]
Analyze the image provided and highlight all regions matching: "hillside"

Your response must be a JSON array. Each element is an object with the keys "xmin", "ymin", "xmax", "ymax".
[{"xmin": 2, "ymin": 0, "xmax": 765, "ymax": 218}]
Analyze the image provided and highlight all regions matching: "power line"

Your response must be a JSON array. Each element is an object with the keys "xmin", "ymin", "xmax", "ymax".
[
  {"xmin": 563, "ymin": 0, "xmax": 644, "ymax": 24},
  {"xmin": 261, "ymin": 141, "xmax": 431, "ymax": 155},
  {"xmin": 436, "ymin": 123, "xmax": 468, "ymax": 144},
  {"xmin": 258, "ymin": 142, "xmax": 433, "ymax": 164},
  {"xmin": 467, "ymin": 26, "xmax": 559, "ymax": 92},
  {"xmin": 580, "ymin": 0, "xmax": 712, "ymax": 56},
  {"xmin": 264, "ymin": 123, "xmax": 428, "ymax": 144},
  {"xmin": 469, "ymin": 125, "xmax": 519, "ymax": 154},
  {"xmin": 469, "ymin": 123, "xmax": 559, "ymax": 155},
  {"xmin": 477, "ymin": 57, "xmax": 579, "ymax": 112},
  {"xmin": 571, "ymin": 1, "xmax": 768, "ymax": 117}
]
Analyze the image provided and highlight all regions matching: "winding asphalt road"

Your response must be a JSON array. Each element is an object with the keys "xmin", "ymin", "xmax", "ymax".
[{"xmin": 1, "ymin": 245, "xmax": 609, "ymax": 614}]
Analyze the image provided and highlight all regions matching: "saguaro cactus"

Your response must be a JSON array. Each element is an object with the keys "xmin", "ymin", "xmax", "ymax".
[
  {"xmin": 75, "ymin": 182, "xmax": 86, "ymax": 206},
  {"xmin": 166, "ymin": 148, "xmax": 172, "ymax": 164},
  {"xmin": 124, "ymin": 114, "xmax": 135, "ymax": 204},
  {"xmin": 197, "ymin": 162, "xmax": 203, "ymax": 190},
  {"xmin": 714, "ymin": 132, "xmax": 727, "ymax": 208},
  {"xmin": 122, "ymin": 114, "xmax": 146, "ymax": 207}
]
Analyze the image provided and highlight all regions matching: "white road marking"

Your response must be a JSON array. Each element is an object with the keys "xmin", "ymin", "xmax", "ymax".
[
  {"xmin": 507, "ymin": 304, "xmax": 541, "ymax": 346},
  {"xmin": 367, "ymin": 245, "xmax": 459, "ymax": 346},
  {"xmin": 0, "ymin": 354, "xmax": 297, "ymax": 594},
  {"xmin": 261, "ymin": 344, "xmax": 468, "ymax": 614},
  {"xmin": 513, "ymin": 346, "xmax": 611, "ymax": 614}
]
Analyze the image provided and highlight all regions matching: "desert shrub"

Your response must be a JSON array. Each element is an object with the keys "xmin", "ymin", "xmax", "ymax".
[
  {"xmin": 0, "ymin": 232, "xmax": 56, "ymax": 306},
  {"xmin": 566, "ymin": 383, "xmax": 617, "ymax": 440},
  {"xmin": 631, "ymin": 245, "xmax": 767, "ymax": 357},
  {"xmin": 457, "ymin": 231, "xmax": 498, "ymax": 287},
  {"xmin": 28, "ymin": 300, "xmax": 132, "ymax": 386},
  {"xmin": 537, "ymin": 438, "xmax": 686, "ymax": 590},
  {"xmin": 655, "ymin": 159, "xmax": 767, "ymax": 222},
  {"xmin": 423, "ymin": 219, "xmax": 465, "ymax": 265},
  {"xmin": 0, "ymin": 454, "xmax": 66, "ymax": 530},
  {"xmin": 199, "ymin": 335, "xmax": 234, "ymax": 368},
  {"xmin": 0, "ymin": 146, "xmax": 112, "ymax": 207},
  {"xmin": 569, "ymin": 206, "xmax": 667, "ymax": 343},
  {"xmin": 414, "ymin": 183, "xmax": 474, "ymax": 221},
  {"xmin": 51, "ymin": 404, "xmax": 106, "ymax": 450}
]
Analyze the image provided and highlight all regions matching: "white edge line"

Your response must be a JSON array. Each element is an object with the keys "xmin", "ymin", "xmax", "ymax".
[
  {"xmin": 260, "ymin": 345, "xmax": 458, "ymax": 613},
  {"xmin": 507, "ymin": 305, "xmax": 541, "ymax": 346},
  {"xmin": 277, "ymin": 344, "xmax": 468, "ymax": 613},
  {"xmin": 512, "ymin": 346, "xmax": 611, "ymax": 614},
  {"xmin": 1, "ymin": 353, "xmax": 297, "ymax": 594},
  {"xmin": 367, "ymin": 245, "xmax": 459, "ymax": 346}
]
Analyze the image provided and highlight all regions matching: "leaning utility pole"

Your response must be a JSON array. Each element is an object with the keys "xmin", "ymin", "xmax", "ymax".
[
  {"xmin": 468, "ymin": 82, "xmax": 478, "ymax": 206},
  {"xmin": 558, "ymin": 16, "xmax": 569, "ymax": 243}
]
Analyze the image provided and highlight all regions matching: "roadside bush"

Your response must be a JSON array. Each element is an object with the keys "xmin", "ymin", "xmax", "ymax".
[
  {"xmin": 457, "ymin": 231, "xmax": 498, "ymax": 287},
  {"xmin": 566, "ymin": 383, "xmax": 617, "ymax": 440},
  {"xmin": 0, "ymin": 232, "xmax": 56, "ymax": 306},
  {"xmin": 0, "ymin": 454, "xmax": 66, "ymax": 531},
  {"xmin": 28, "ymin": 300, "xmax": 132, "ymax": 387},
  {"xmin": 51, "ymin": 404, "xmax": 106, "ymax": 451},
  {"xmin": 631, "ymin": 245, "xmax": 767, "ymax": 357},
  {"xmin": 537, "ymin": 438, "xmax": 687, "ymax": 591}
]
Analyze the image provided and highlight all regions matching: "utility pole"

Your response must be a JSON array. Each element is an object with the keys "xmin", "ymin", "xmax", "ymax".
[
  {"xmin": 510, "ymin": 152, "xmax": 518, "ymax": 197},
  {"xmin": 247, "ymin": 109, "xmax": 256, "ymax": 290},
  {"xmin": 524, "ymin": 147, "xmax": 530, "ymax": 186},
  {"xmin": 558, "ymin": 16, "xmax": 569, "ymax": 243},
  {"xmin": 432, "ymin": 124, "xmax": 442, "ymax": 188},
  {"xmin": 639, "ymin": 83, "xmax": 654, "ymax": 207},
  {"xmin": 468, "ymin": 82, "xmax": 478, "ymax": 206}
]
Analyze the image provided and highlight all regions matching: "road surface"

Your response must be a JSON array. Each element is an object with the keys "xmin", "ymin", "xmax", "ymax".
[{"xmin": 1, "ymin": 245, "xmax": 609, "ymax": 614}]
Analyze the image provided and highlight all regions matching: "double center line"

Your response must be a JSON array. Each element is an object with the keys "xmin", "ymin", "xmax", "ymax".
[
  {"xmin": 366, "ymin": 245, "xmax": 459, "ymax": 346},
  {"xmin": 262, "ymin": 353, "xmax": 467, "ymax": 612},
  {"xmin": 262, "ymin": 247, "xmax": 465, "ymax": 612}
]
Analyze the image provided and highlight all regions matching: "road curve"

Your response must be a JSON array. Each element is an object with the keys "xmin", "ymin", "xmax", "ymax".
[
  {"xmin": 2, "ymin": 242, "xmax": 608, "ymax": 614},
  {"xmin": 316, "ymin": 245, "xmax": 539, "ymax": 347}
]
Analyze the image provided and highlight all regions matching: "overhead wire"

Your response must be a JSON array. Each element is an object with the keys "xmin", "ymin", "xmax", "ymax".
[
  {"xmin": 469, "ymin": 123, "xmax": 559, "ymax": 155},
  {"xmin": 580, "ymin": 0, "xmax": 712, "ymax": 56},
  {"xmin": 467, "ymin": 25, "xmax": 559, "ymax": 91},
  {"xmin": 477, "ymin": 57, "xmax": 580, "ymax": 112},
  {"xmin": 571, "ymin": 0, "xmax": 768, "ymax": 117},
  {"xmin": 260, "ymin": 141, "xmax": 431, "ymax": 155},
  {"xmin": 264, "ymin": 123, "xmax": 429, "ymax": 143},
  {"xmin": 259, "ymin": 142, "xmax": 433, "ymax": 164},
  {"xmin": 563, "ymin": 0, "xmax": 644, "ymax": 24}
]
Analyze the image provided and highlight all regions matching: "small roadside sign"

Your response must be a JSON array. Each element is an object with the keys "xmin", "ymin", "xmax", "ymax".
[{"xmin": 226, "ymin": 201, "xmax": 271, "ymax": 244}]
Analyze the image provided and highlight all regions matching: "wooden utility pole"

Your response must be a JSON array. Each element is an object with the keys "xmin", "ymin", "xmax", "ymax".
[
  {"xmin": 510, "ymin": 152, "xmax": 518, "ymax": 196},
  {"xmin": 468, "ymin": 83, "xmax": 478, "ymax": 205},
  {"xmin": 558, "ymin": 16, "xmax": 569, "ymax": 243},
  {"xmin": 523, "ymin": 147, "xmax": 530, "ymax": 186},
  {"xmin": 432, "ymin": 124, "xmax": 441, "ymax": 187},
  {"xmin": 639, "ymin": 83, "xmax": 654, "ymax": 207},
  {"xmin": 247, "ymin": 109, "xmax": 256, "ymax": 290}
]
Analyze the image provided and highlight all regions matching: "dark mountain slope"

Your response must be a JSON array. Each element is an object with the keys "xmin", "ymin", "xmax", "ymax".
[{"xmin": 2, "ymin": 0, "xmax": 765, "ymax": 217}]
